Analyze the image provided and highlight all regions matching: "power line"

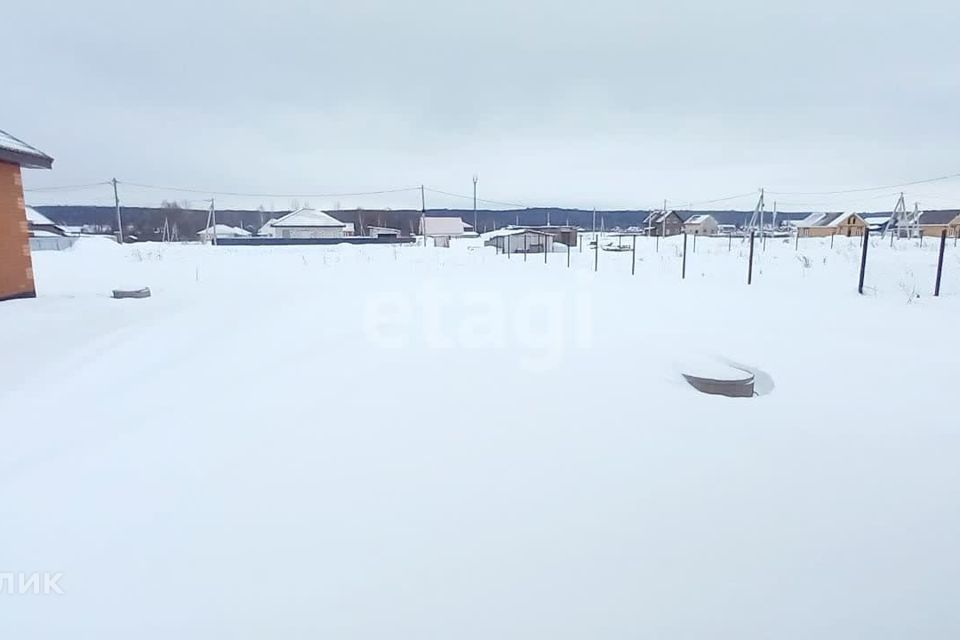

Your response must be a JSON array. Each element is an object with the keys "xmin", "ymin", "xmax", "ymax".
[
  {"xmin": 667, "ymin": 190, "xmax": 760, "ymax": 209},
  {"xmin": 116, "ymin": 181, "xmax": 423, "ymax": 199},
  {"xmin": 23, "ymin": 181, "xmax": 111, "ymax": 193},
  {"xmin": 767, "ymin": 171, "xmax": 960, "ymax": 196},
  {"xmin": 424, "ymin": 187, "xmax": 529, "ymax": 209}
]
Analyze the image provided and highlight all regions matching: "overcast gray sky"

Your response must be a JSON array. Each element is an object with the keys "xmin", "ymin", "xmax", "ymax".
[{"xmin": 8, "ymin": 0, "xmax": 960, "ymax": 211}]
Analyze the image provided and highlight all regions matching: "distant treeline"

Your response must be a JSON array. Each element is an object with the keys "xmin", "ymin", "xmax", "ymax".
[{"xmin": 35, "ymin": 203, "xmax": 833, "ymax": 240}]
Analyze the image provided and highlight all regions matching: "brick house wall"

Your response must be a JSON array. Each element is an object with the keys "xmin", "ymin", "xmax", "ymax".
[{"xmin": 0, "ymin": 160, "xmax": 36, "ymax": 301}]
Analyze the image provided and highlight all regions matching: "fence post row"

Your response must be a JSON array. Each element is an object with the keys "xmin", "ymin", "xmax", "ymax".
[
  {"xmin": 935, "ymin": 229, "xmax": 947, "ymax": 297},
  {"xmin": 682, "ymin": 232, "xmax": 688, "ymax": 279},
  {"xmin": 858, "ymin": 228, "xmax": 870, "ymax": 294},
  {"xmin": 748, "ymin": 231, "xmax": 755, "ymax": 285}
]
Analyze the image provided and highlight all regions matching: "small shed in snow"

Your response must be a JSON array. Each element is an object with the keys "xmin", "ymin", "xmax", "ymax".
[
  {"xmin": 198, "ymin": 224, "xmax": 251, "ymax": 241},
  {"xmin": 483, "ymin": 228, "xmax": 554, "ymax": 254},
  {"xmin": 267, "ymin": 207, "xmax": 347, "ymax": 239},
  {"xmin": 26, "ymin": 208, "xmax": 76, "ymax": 250},
  {"xmin": 368, "ymin": 225, "xmax": 402, "ymax": 238},
  {"xmin": 527, "ymin": 225, "xmax": 578, "ymax": 247},
  {"xmin": 420, "ymin": 216, "xmax": 470, "ymax": 238},
  {"xmin": 683, "ymin": 214, "xmax": 719, "ymax": 236}
]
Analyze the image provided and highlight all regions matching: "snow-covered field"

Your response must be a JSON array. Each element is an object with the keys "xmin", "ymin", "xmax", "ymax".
[{"xmin": 1, "ymin": 235, "xmax": 959, "ymax": 638}]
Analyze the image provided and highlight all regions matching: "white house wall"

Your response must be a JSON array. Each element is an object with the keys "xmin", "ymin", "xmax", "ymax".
[{"xmin": 276, "ymin": 227, "xmax": 344, "ymax": 239}]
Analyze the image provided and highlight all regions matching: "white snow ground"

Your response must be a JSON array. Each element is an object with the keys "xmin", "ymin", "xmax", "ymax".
[{"xmin": 1, "ymin": 234, "xmax": 958, "ymax": 638}]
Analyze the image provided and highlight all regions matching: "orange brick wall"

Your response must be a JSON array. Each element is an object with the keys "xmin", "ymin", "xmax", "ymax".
[{"xmin": 0, "ymin": 161, "xmax": 36, "ymax": 301}]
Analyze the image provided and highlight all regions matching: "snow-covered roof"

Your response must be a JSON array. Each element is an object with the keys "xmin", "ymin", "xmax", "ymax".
[
  {"xmin": 797, "ymin": 212, "xmax": 828, "ymax": 227},
  {"xmin": 796, "ymin": 212, "xmax": 861, "ymax": 228},
  {"xmin": 684, "ymin": 214, "xmax": 715, "ymax": 225},
  {"xmin": 0, "ymin": 129, "xmax": 53, "ymax": 169},
  {"xmin": 271, "ymin": 207, "xmax": 345, "ymax": 228},
  {"xmin": 258, "ymin": 219, "xmax": 277, "ymax": 235},
  {"xmin": 825, "ymin": 212, "xmax": 863, "ymax": 228},
  {"xmin": 918, "ymin": 210, "xmax": 960, "ymax": 226},
  {"xmin": 25, "ymin": 206, "xmax": 55, "ymax": 226},
  {"xmin": 421, "ymin": 216, "xmax": 467, "ymax": 236},
  {"xmin": 198, "ymin": 224, "xmax": 250, "ymax": 237},
  {"xmin": 482, "ymin": 227, "xmax": 550, "ymax": 241},
  {"xmin": 644, "ymin": 210, "xmax": 680, "ymax": 225}
]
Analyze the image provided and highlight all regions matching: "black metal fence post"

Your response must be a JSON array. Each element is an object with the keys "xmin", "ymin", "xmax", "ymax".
[
  {"xmin": 795, "ymin": 231, "xmax": 800, "ymax": 251},
  {"xmin": 728, "ymin": 233, "xmax": 732, "ymax": 252},
  {"xmin": 594, "ymin": 235, "xmax": 599, "ymax": 272},
  {"xmin": 748, "ymin": 231, "xmax": 755, "ymax": 285},
  {"xmin": 935, "ymin": 229, "xmax": 947, "ymax": 297},
  {"xmin": 858, "ymin": 228, "xmax": 870, "ymax": 294},
  {"xmin": 631, "ymin": 235, "xmax": 637, "ymax": 276},
  {"xmin": 830, "ymin": 233, "xmax": 834, "ymax": 249},
  {"xmin": 567, "ymin": 242, "xmax": 571, "ymax": 268},
  {"xmin": 544, "ymin": 238, "xmax": 548, "ymax": 264},
  {"xmin": 524, "ymin": 234, "xmax": 528, "ymax": 262},
  {"xmin": 682, "ymin": 232, "xmax": 688, "ymax": 279},
  {"xmin": 693, "ymin": 232, "xmax": 697, "ymax": 253}
]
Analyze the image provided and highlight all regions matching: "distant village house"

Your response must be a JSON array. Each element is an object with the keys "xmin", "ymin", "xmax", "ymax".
[
  {"xmin": 917, "ymin": 210, "xmax": 960, "ymax": 238},
  {"xmin": 797, "ymin": 212, "xmax": 868, "ymax": 238},
  {"xmin": 264, "ymin": 207, "xmax": 347, "ymax": 239},
  {"xmin": 643, "ymin": 210, "xmax": 684, "ymax": 237},
  {"xmin": 682, "ymin": 214, "xmax": 719, "ymax": 236}
]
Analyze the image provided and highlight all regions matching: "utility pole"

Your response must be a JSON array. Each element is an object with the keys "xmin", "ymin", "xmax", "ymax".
[
  {"xmin": 210, "ymin": 197, "xmax": 217, "ymax": 246},
  {"xmin": 112, "ymin": 178, "xmax": 123, "ymax": 243},
  {"xmin": 472, "ymin": 175, "xmax": 478, "ymax": 233},
  {"xmin": 420, "ymin": 185, "xmax": 426, "ymax": 247},
  {"xmin": 747, "ymin": 188, "xmax": 765, "ymax": 235}
]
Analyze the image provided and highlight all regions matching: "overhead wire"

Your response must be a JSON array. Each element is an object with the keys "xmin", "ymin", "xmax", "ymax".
[
  {"xmin": 767, "ymin": 171, "xmax": 960, "ymax": 196},
  {"xmin": 23, "ymin": 181, "xmax": 111, "ymax": 193},
  {"xmin": 116, "ymin": 181, "xmax": 423, "ymax": 199}
]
